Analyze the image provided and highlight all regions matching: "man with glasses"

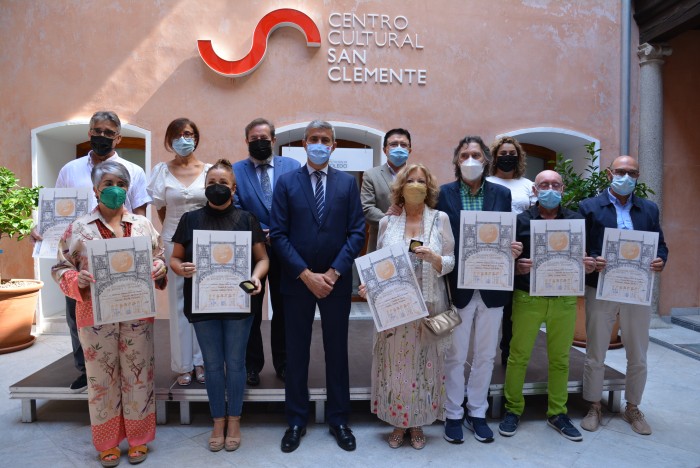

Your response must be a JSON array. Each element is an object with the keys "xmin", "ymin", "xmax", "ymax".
[
  {"xmin": 498, "ymin": 170, "xmax": 596, "ymax": 441},
  {"xmin": 360, "ymin": 128, "xmax": 411, "ymax": 252},
  {"xmin": 579, "ymin": 155, "xmax": 668, "ymax": 435},
  {"xmin": 233, "ymin": 118, "xmax": 300, "ymax": 386},
  {"xmin": 38, "ymin": 110, "xmax": 150, "ymax": 392}
]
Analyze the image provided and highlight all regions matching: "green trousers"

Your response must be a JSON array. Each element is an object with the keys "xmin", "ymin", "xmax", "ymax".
[{"xmin": 504, "ymin": 290, "xmax": 577, "ymax": 417}]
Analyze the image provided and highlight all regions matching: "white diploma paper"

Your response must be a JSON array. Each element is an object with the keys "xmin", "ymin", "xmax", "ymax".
[
  {"xmin": 86, "ymin": 236, "xmax": 156, "ymax": 325},
  {"xmin": 529, "ymin": 219, "xmax": 586, "ymax": 296},
  {"xmin": 192, "ymin": 230, "xmax": 252, "ymax": 314},
  {"xmin": 596, "ymin": 228, "xmax": 659, "ymax": 306},
  {"xmin": 355, "ymin": 243, "xmax": 429, "ymax": 332},
  {"xmin": 457, "ymin": 211, "xmax": 516, "ymax": 291},
  {"xmin": 33, "ymin": 188, "xmax": 91, "ymax": 258}
]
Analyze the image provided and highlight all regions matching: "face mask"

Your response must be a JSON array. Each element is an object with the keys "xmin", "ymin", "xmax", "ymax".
[
  {"xmin": 496, "ymin": 155, "xmax": 518, "ymax": 173},
  {"xmin": 205, "ymin": 183, "xmax": 232, "ymax": 206},
  {"xmin": 172, "ymin": 137, "xmax": 195, "ymax": 157},
  {"xmin": 99, "ymin": 186, "xmax": 127, "ymax": 210},
  {"xmin": 460, "ymin": 158, "xmax": 484, "ymax": 182},
  {"xmin": 537, "ymin": 189, "xmax": 562, "ymax": 209},
  {"xmin": 248, "ymin": 139, "xmax": 273, "ymax": 161},
  {"xmin": 610, "ymin": 174, "xmax": 636, "ymax": 196},
  {"xmin": 306, "ymin": 143, "xmax": 332, "ymax": 166},
  {"xmin": 388, "ymin": 147, "xmax": 409, "ymax": 167},
  {"xmin": 90, "ymin": 135, "xmax": 115, "ymax": 157},
  {"xmin": 403, "ymin": 182, "xmax": 427, "ymax": 205}
]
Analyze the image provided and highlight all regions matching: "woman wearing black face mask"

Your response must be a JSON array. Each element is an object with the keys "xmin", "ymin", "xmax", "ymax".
[
  {"xmin": 486, "ymin": 136, "xmax": 533, "ymax": 367},
  {"xmin": 170, "ymin": 159, "xmax": 269, "ymax": 453},
  {"xmin": 147, "ymin": 118, "xmax": 210, "ymax": 387}
]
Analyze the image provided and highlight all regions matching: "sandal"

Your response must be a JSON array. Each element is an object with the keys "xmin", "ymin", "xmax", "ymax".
[
  {"xmin": 127, "ymin": 444, "xmax": 148, "ymax": 464},
  {"xmin": 209, "ymin": 418, "xmax": 225, "ymax": 452},
  {"xmin": 98, "ymin": 447, "xmax": 120, "ymax": 467},
  {"xmin": 177, "ymin": 372, "xmax": 192, "ymax": 386},
  {"xmin": 195, "ymin": 366, "xmax": 206, "ymax": 384},
  {"xmin": 225, "ymin": 416, "xmax": 241, "ymax": 451},
  {"xmin": 387, "ymin": 427, "xmax": 406, "ymax": 449},
  {"xmin": 409, "ymin": 426, "xmax": 426, "ymax": 450}
]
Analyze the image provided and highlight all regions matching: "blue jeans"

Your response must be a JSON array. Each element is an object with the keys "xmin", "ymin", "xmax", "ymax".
[
  {"xmin": 193, "ymin": 316, "xmax": 254, "ymax": 418},
  {"xmin": 65, "ymin": 296, "xmax": 85, "ymax": 374}
]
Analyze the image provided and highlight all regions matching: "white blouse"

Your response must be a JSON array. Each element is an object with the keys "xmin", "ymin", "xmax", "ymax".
[{"xmin": 486, "ymin": 176, "xmax": 534, "ymax": 214}]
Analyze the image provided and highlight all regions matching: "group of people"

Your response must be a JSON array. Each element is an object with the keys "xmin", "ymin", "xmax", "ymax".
[{"xmin": 42, "ymin": 111, "xmax": 666, "ymax": 466}]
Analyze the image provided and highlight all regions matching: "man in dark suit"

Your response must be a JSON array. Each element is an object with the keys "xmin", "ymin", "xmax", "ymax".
[
  {"xmin": 270, "ymin": 120, "xmax": 365, "ymax": 453},
  {"xmin": 579, "ymin": 155, "xmax": 668, "ymax": 436},
  {"xmin": 233, "ymin": 118, "xmax": 301, "ymax": 386},
  {"xmin": 436, "ymin": 135, "xmax": 522, "ymax": 445},
  {"xmin": 360, "ymin": 128, "xmax": 411, "ymax": 252}
]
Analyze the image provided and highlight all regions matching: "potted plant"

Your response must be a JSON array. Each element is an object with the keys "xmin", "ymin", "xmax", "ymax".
[
  {"xmin": 0, "ymin": 166, "xmax": 43, "ymax": 353},
  {"xmin": 552, "ymin": 143, "xmax": 654, "ymax": 349}
]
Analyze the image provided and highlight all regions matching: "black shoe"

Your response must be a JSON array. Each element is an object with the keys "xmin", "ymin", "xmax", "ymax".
[
  {"xmin": 70, "ymin": 373, "xmax": 88, "ymax": 393},
  {"xmin": 281, "ymin": 426, "xmax": 306, "ymax": 453},
  {"xmin": 246, "ymin": 370, "xmax": 260, "ymax": 386},
  {"xmin": 501, "ymin": 353, "xmax": 509, "ymax": 366},
  {"xmin": 329, "ymin": 424, "xmax": 356, "ymax": 451},
  {"xmin": 276, "ymin": 367, "xmax": 286, "ymax": 382}
]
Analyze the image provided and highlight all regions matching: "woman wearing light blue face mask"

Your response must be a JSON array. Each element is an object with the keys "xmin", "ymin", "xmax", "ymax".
[{"xmin": 147, "ymin": 118, "xmax": 211, "ymax": 386}]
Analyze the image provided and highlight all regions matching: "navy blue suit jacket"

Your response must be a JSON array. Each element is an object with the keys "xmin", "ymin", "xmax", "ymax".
[
  {"xmin": 270, "ymin": 165, "xmax": 366, "ymax": 296},
  {"xmin": 233, "ymin": 156, "xmax": 301, "ymax": 230},
  {"xmin": 579, "ymin": 190, "xmax": 668, "ymax": 287},
  {"xmin": 436, "ymin": 179, "xmax": 513, "ymax": 309}
]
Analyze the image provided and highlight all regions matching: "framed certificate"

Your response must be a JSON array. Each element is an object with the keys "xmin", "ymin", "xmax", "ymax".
[
  {"xmin": 192, "ymin": 230, "xmax": 252, "ymax": 313},
  {"xmin": 33, "ymin": 188, "xmax": 91, "ymax": 258},
  {"xmin": 86, "ymin": 236, "xmax": 157, "ymax": 325},
  {"xmin": 355, "ymin": 242, "xmax": 429, "ymax": 332},
  {"xmin": 457, "ymin": 211, "xmax": 516, "ymax": 291},
  {"xmin": 596, "ymin": 228, "xmax": 659, "ymax": 306},
  {"xmin": 529, "ymin": 219, "xmax": 586, "ymax": 296}
]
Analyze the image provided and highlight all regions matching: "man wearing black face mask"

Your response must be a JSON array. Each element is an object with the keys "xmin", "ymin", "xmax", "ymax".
[
  {"xmin": 233, "ymin": 118, "xmax": 301, "ymax": 386},
  {"xmin": 31, "ymin": 110, "xmax": 151, "ymax": 393}
]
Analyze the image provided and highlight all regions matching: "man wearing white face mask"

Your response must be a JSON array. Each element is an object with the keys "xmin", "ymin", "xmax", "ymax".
[
  {"xmin": 578, "ymin": 155, "xmax": 668, "ymax": 436},
  {"xmin": 499, "ymin": 170, "xmax": 596, "ymax": 442},
  {"xmin": 436, "ymin": 136, "xmax": 523, "ymax": 444},
  {"xmin": 360, "ymin": 128, "xmax": 412, "ymax": 252},
  {"xmin": 270, "ymin": 120, "xmax": 365, "ymax": 453}
]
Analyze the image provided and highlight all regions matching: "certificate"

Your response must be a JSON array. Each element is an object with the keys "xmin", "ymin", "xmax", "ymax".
[
  {"xmin": 529, "ymin": 219, "xmax": 586, "ymax": 296},
  {"xmin": 192, "ymin": 230, "xmax": 251, "ymax": 313},
  {"xmin": 457, "ymin": 211, "xmax": 516, "ymax": 291},
  {"xmin": 596, "ymin": 228, "xmax": 659, "ymax": 306},
  {"xmin": 355, "ymin": 242, "xmax": 428, "ymax": 332},
  {"xmin": 33, "ymin": 188, "xmax": 91, "ymax": 258},
  {"xmin": 86, "ymin": 236, "xmax": 156, "ymax": 325}
]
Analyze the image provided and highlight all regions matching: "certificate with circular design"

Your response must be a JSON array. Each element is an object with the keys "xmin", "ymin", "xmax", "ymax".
[
  {"xmin": 192, "ymin": 230, "xmax": 252, "ymax": 313},
  {"xmin": 33, "ymin": 187, "xmax": 91, "ymax": 259},
  {"xmin": 529, "ymin": 219, "xmax": 586, "ymax": 296}
]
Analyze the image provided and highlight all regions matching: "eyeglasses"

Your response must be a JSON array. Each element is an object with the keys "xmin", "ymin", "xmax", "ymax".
[
  {"xmin": 612, "ymin": 169, "xmax": 639, "ymax": 178},
  {"xmin": 387, "ymin": 142, "xmax": 410, "ymax": 148},
  {"xmin": 248, "ymin": 136, "xmax": 271, "ymax": 142},
  {"xmin": 90, "ymin": 127, "xmax": 119, "ymax": 138},
  {"xmin": 180, "ymin": 131, "xmax": 196, "ymax": 139},
  {"xmin": 537, "ymin": 182, "xmax": 563, "ymax": 191}
]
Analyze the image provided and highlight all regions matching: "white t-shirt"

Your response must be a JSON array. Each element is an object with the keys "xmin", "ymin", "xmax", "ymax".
[
  {"xmin": 486, "ymin": 176, "xmax": 534, "ymax": 214},
  {"xmin": 55, "ymin": 152, "xmax": 151, "ymax": 212}
]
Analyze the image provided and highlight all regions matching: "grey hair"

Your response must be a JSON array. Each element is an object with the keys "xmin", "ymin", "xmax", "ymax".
[
  {"xmin": 91, "ymin": 160, "xmax": 131, "ymax": 188},
  {"xmin": 90, "ymin": 111, "xmax": 121, "ymax": 133},
  {"xmin": 304, "ymin": 120, "xmax": 335, "ymax": 141},
  {"xmin": 452, "ymin": 135, "xmax": 492, "ymax": 180}
]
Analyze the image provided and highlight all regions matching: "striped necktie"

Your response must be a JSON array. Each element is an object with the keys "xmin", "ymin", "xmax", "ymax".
[
  {"xmin": 313, "ymin": 170, "xmax": 325, "ymax": 221},
  {"xmin": 258, "ymin": 164, "xmax": 272, "ymax": 209}
]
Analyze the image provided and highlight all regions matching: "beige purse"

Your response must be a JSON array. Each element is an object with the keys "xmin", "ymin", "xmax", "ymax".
[{"xmin": 423, "ymin": 277, "xmax": 462, "ymax": 337}]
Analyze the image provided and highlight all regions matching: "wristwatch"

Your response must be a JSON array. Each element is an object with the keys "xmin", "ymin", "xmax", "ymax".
[{"xmin": 333, "ymin": 268, "xmax": 341, "ymax": 278}]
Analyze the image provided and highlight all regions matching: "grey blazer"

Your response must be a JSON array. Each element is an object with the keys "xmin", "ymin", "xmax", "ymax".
[{"xmin": 360, "ymin": 163, "xmax": 394, "ymax": 252}]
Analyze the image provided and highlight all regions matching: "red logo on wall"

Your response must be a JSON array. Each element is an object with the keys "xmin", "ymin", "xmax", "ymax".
[{"xmin": 198, "ymin": 9, "xmax": 321, "ymax": 78}]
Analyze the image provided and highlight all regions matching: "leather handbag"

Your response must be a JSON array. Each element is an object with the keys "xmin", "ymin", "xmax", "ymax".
[{"xmin": 423, "ymin": 277, "xmax": 462, "ymax": 337}]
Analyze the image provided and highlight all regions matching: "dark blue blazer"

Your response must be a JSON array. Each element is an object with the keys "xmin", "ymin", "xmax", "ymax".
[
  {"xmin": 270, "ymin": 165, "xmax": 366, "ymax": 296},
  {"xmin": 233, "ymin": 156, "xmax": 301, "ymax": 230},
  {"xmin": 579, "ymin": 190, "xmax": 668, "ymax": 287},
  {"xmin": 436, "ymin": 179, "xmax": 513, "ymax": 309}
]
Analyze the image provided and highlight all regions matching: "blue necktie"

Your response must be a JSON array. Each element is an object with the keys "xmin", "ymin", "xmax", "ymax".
[
  {"xmin": 314, "ymin": 171, "xmax": 325, "ymax": 221},
  {"xmin": 259, "ymin": 164, "xmax": 272, "ymax": 210}
]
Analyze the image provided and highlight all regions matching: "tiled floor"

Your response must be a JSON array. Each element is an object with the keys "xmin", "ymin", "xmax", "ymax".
[{"xmin": 2, "ymin": 323, "xmax": 700, "ymax": 467}]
